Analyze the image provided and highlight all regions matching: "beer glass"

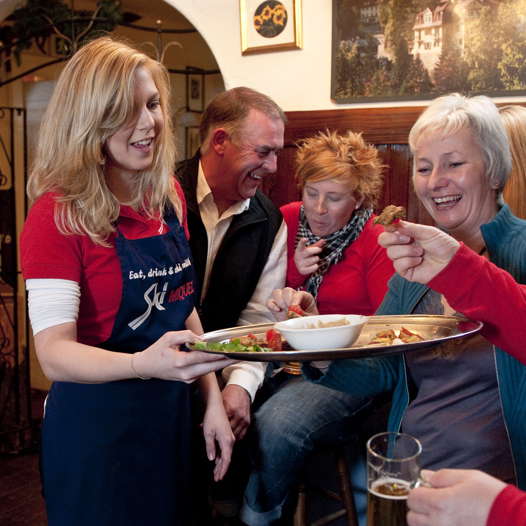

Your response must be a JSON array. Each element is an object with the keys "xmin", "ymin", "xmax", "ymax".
[{"xmin": 366, "ymin": 432, "xmax": 423, "ymax": 526}]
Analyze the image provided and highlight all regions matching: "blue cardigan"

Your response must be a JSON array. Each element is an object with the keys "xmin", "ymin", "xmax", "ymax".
[{"xmin": 310, "ymin": 205, "xmax": 526, "ymax": 489}]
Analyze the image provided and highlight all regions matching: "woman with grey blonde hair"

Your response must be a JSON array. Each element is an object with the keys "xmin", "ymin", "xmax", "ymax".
[
  {"xmin": 294, "ymin": 94, "xmax": 526, "ymax": 505},
  {"xmin": 21, "ymin": 37, "xmax": 234, "ymax": 526},
  {"xmin": 409, "ymin": 92, "xmax": 511, "ymax": 192}
]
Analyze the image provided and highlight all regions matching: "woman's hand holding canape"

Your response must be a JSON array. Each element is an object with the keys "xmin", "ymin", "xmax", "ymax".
[{"xmin": 378, "ymin": 221, "xmax": 461, "ymax": 284}]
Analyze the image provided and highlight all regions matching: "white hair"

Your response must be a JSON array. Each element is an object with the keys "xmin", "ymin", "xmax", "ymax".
[{"xmin": 409, "ymin": 93, "xmax": 512, "ymax": 191}]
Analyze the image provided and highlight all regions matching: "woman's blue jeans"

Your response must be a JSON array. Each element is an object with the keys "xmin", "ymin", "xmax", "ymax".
[{"xmin": 240, "ymin": 376, "xmax": 371, "ymax": 526}]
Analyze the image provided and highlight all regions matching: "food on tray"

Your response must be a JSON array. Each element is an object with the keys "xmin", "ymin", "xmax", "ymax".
[
  {"xmin": 287, "ymin": 305, "xmax": 307, "ymax": 319},
  {"xmin": 368, "ymin": 327, "xmax": 424, "ymax": 345},
  {"xmin": 374, "ymin": 205, "xmax": 406, "ymax": 226},
  {"xmin": 191, "ymin": 338, "xmax": 272, "ymax": 353},
  {"xmin": 191, "ymin": 329, "xmax": 285, "ymax": 353},
  {"xmin": 263, "ymin": 329, "xmax": 283, "ymax": 351},
  {"xmin": 287, "ymin": 306, "xmax": 351, "ymax": 330},
  {"xmin": 399, "ymin": 326, "xmax": 425, "ymax": 343},
  {"xmin": 369, "ymin": 329, "xmax": 397, "ymax": 345},
  {"xmin": 303, "ymin": 318, "xmax": 351, "ymax": 329}
]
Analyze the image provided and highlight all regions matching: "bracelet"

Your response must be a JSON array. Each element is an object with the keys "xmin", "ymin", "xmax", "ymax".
[{"xmin": 130, "ymin": 352, "xmax": 151, "ymax": 380}]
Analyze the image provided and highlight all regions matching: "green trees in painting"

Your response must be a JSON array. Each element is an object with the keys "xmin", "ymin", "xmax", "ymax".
[{"xmin": 332, "ymin": 0, "xmax": 526, "ymax": 101}]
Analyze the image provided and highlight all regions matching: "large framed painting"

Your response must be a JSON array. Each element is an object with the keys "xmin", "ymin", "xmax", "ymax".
[{"xmin": 331, "ymin": 0, "xmax": 526, "ymax": 104}]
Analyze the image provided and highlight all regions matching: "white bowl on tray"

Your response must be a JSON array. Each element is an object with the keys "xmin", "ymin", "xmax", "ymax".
[{"xmin": 274, "ymin": 314, "xmax": 368, "ymax": 351}]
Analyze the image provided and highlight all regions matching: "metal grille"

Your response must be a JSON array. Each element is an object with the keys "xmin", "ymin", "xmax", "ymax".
[{"xmin": 0, "ymin": 106, "xmax": 32, "ymax": 453}]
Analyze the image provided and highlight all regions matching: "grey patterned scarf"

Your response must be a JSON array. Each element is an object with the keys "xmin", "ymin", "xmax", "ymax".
[{"xmin": 296, "ymin": 205, "xmax": 372, "ymax": 299}]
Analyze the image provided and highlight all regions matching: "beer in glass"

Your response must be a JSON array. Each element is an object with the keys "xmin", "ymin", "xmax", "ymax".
[{"xmin": 366, "ymin": 432, "xmax": 422, "ymax": 526}]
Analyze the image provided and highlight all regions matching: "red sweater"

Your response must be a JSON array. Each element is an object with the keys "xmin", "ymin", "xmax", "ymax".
[
  {"xmin": 429, "ymin": 243, "xmax": 526, "ymax": 525},
  {"xmin": 20, "ymin": 184, "xmax": 188, "ymax": 346},
  {"xmin": 487, "ymin": 485, "xmax": 526, "ymax": 526},
  {"xmin": 281, "ymin": 202, "xmax": 394, "ymax": 315},
  {"xmin": 430, "ymin": 243, "xmax": 526, "ymax": 366}
]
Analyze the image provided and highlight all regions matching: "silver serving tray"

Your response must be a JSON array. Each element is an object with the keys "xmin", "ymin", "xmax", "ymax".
[{"xmin": 198, "ymin": 315, "xmax": 483, "ymax": 361}]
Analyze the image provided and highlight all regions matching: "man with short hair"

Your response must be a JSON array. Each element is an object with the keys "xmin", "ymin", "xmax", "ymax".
[{"xmin": 177, "ymin": 87, "xmax": 287, "ymax": 522}]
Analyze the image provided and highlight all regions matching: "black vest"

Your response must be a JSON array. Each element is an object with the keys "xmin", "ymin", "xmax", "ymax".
[{"xmin": 176, "ymin": 155, "xmax": 282, "ymax": 332}]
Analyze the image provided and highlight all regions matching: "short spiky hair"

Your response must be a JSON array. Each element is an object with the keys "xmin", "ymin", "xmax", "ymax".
[{"xmin": 295, "ymin": 130, "xmax": 384, "ymax": 209}]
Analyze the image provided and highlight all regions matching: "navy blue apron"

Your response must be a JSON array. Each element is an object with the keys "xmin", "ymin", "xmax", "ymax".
[{"xmin": 41, "ymin": 213, "xmax": 196, "ymax": 526}]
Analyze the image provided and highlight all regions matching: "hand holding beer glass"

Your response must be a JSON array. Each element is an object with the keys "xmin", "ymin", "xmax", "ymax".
[{"xmin": 367, "ymin": 432, "xmax": 424, "ymax": 526}]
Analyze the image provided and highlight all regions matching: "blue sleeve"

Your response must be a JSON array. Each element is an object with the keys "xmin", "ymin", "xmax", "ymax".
[
  {"xmin": 375, "ymin": 274, "xmax": 405, "ymax": 315},
  {"xmin": 306, "ymin": 354, "xmax": 402, "ymax": 398}
]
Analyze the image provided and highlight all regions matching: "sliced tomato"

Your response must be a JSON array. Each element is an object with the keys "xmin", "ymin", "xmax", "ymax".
[
  {"xmin": 265, "ymin": 328, "xmax": 283, "ymax": 351},
  {"xmin": 287, "ymin": 304, "xmax": 306, "ymax": 319}
]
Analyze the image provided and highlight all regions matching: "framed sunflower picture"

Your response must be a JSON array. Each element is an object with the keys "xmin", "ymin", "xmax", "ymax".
[{"xmin": 240, "ymin": 0, "xmax": 302, "ymax": 55}]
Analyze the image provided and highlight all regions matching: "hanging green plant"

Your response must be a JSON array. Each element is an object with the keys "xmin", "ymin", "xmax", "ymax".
[{"xmin": 1, "ymin": 0, "xmax": 124, "ymax": 76}]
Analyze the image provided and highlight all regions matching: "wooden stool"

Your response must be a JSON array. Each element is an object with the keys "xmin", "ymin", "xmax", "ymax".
[{"xmin": 293, "ymin": 447, "xmax": 359, "ymax": 526}]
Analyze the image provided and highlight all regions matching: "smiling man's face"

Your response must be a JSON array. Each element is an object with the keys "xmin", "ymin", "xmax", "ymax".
[{"xmin": 218, "ymin": 109, "xmax": 284, "ymax": 207}]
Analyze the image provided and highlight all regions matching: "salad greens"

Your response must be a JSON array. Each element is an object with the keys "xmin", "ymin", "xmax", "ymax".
[{"xmin": 191, "ymin": 338, "xmax": 272, "ymax": 353}]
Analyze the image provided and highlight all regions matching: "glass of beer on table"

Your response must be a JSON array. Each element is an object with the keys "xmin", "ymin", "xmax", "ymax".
[{"xmin": 366, "ymin": 431, "xmax": 423, "ymax": 526}]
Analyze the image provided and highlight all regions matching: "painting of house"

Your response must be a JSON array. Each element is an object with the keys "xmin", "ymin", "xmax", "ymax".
[
  {"xmin": 411, "ymin": 3, "xmax": 448, "ymax": 74},
  {"xmin": 332, "ymin": 0, "xmax": 526, "ymax": 103}
]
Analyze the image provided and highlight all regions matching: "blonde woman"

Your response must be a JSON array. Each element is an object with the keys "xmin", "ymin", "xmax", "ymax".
[
  {"xmin": 20, "ymin": 37, "xmax": 234, "ymax": 526},
  {"xmin": 499, "ymin": 105, "xmax": 526, "ymax": 219}
]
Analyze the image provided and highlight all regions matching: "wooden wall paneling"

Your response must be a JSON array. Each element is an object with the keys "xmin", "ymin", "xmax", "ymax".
[
  {"xmin": 283, "ymin": 107, "xmax": 425, "ymax": 145},
  {"xmin": 376, "ymin": 144, "xmax": 410, "ymax": 214},
  {"xmin": 261, "ymin": 144, "xmax": 300, "ymax": 208},
  {"xmin": 376, "ymin": 144, "xmax": 433, "ymax": 225}
]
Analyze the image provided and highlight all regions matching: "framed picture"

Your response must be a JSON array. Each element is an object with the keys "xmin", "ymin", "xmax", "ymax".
[
  {"xmin": 185, "ymin": 126, "xmax": 201, "ymax": 158},
  {"xmin": 331, "ymin": 0, "xmax": 526, "ymax": 104},
  {"xmin": 240, "ymin": 0, "xmax": 302, "ymax": 55},
  {"xmin": 186, "ymin": 71, "xmax": 204, "ymax": 113}
]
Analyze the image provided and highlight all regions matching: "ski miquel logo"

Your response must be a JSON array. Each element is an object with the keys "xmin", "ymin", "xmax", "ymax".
[{"xmin": 128, "ymin": 282, "xmax": 168, "ymax": 330}]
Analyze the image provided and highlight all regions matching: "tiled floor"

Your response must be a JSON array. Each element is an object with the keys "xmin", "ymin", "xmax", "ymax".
[
  {"xmin": 0, "ymin": 389, "xmax": 47, "ymax": 526},
  {"xmin": 0, "ymin": 449, "xmax": 46, "ymax": 526},
  {"xmin": 0, "ymin": 388, "xmax": 379, "ymax": 526},
  {"xmin": 0, "ymin": 444, "xmax": 358, "ymax": 526}
]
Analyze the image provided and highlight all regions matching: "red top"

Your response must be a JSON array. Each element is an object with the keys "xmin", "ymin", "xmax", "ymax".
[
  {"xmin": 488, "ymin": 484, "xmax": 526, "ymax": 526},
  {"xmin": 429, "ymin": 243, "xmax": 526, "ymax": 525},
  {"xmin": 429, "ymin": 243, "xmax": 526, "ymax": 366},
  {"xmin": 281, "ymin": 202, "xmax": 394, "ymax": 315},
  {"xmin": 20, "ymin": 183, "xmax": 188, "ymax": 346}
]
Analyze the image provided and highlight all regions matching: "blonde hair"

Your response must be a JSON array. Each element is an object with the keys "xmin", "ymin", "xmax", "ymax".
[
  {"xmin": 499, "ymin": 105, "xmax": 526, "ymax": 219},
  {"xmin": 295, "ymin": 130, "xmax": 384, "ymax": 209},
  {"xmin": 409, "ymin": 93, "xmax": 511, "ymax": 192},
  {"xmin": 28, "ymin": 37, "xmax": 180, "ymax": 245}
]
